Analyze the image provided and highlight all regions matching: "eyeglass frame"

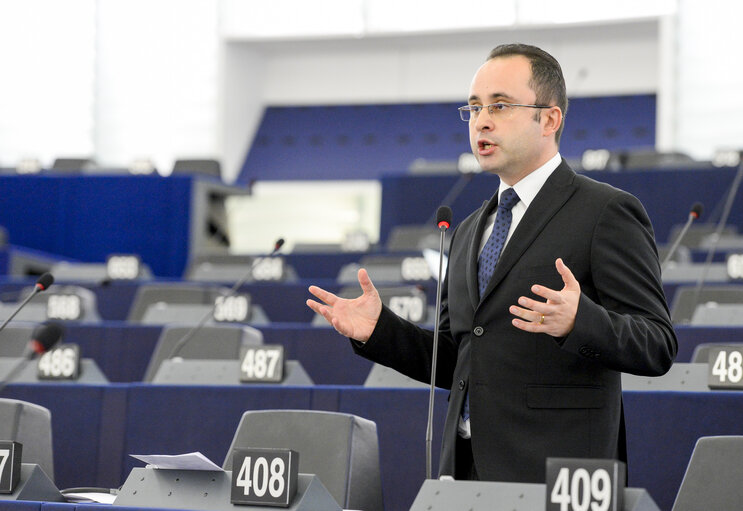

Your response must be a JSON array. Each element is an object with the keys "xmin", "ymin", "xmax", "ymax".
[{"xmin": 458, "ymin": 102, "xmax": 554, "ymax": 122}]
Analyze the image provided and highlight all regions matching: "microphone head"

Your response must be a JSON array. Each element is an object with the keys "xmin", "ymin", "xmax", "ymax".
[
  {"xmin": 690, "ymin": 202, "xmax": 704, "ymax": 219},
  {"xmin": 35, "ymin": 272, "xmax": 54, "ymax": 291},
  {"xmin": 274, "ymin": 238, "xmax": 285, "ymax": 252},
  {"xmin": 436, "ymin": 206, "xmax": 453, "ymax": 230},
  {"xmin": 30, "ymin": 322, "xmax": 64, "ymax": 354}
]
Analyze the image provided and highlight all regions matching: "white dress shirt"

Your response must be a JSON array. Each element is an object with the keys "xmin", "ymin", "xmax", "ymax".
[{"xmin": 477, "ymin": 152, "xmax": 563, "ymax": 256}]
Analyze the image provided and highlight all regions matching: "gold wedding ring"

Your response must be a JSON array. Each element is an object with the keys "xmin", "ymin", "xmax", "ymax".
[{"xmin": 538, "ymin": 314, "xmax": 545, "ymax": 325}]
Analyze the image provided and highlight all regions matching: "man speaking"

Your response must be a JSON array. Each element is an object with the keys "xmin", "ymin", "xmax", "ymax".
[{"xmin": 307, "ymin": 43, "xmax": 677, "ymax": 483}]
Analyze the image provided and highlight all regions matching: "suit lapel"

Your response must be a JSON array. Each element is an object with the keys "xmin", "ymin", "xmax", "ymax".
[{"xmin": 479, "ymin": 161, "xmax": 577, "ymax": 303}]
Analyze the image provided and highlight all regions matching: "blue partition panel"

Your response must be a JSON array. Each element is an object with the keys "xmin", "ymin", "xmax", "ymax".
[
  {"xmin": 64, "ymin": 324, "xmax": 163, "ymax": 383},
  {"xmin": 0, "ymin": 503, "xmax": 41, "ymax": 510},
  {"xmin": 284, "ymin": 252, "xmax": 364, "ymax": 279},
  {"xmin": 238, "ymin": 96, "xmax": 656, "ymax": 182},
  {"xmin": 624, "ymin": 390, "xmax": 743, "ymax": 511},
  {"xmin": 1, "ymin": 384, "xmax": 118, "ymax": 490},
  {"xmin": 675, "ymin": 326, "xmax": 743, "ymax": 362},
  {"xmin": 261, "ymin": 325, "xmax": 373, "ymax": 385},
  {"xmin": 121, "ymin": 385, "xmax": 314, "ymax": 481},
  {"xmin": 380, "ymin": 167, "xmax": 741, "ymax": 246},
  {"xmin": 0, "ymin": 175, "xmax": 192, "ymax": 277},
  {"xmin": 0, "ymin": 248, "xmax": 8, "ymax": 275},
  {"xmin": 335, "ymin": 387, "xmax": 448, "ymax": 511}
]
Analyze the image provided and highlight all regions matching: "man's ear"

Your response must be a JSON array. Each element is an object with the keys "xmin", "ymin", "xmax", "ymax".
[{"xmin": 542, "ymin": 107, "xmax": 563, "ymax": 138}]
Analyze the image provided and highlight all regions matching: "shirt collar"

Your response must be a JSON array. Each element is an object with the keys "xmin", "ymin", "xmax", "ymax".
[{"xmin": 499, "ymin": 152, "xmax": 562, "ymax": 208}]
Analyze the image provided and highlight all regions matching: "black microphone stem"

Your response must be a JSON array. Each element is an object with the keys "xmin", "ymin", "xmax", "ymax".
[
  {"xmin": 0, "ymin": 273, "xmax": 54, "ymax": 334},
  {"xmin": 0, "ymin": 287, "xmax": 41, "ymax": 334},
  {"xmin": 169, "ymin": 244, "xmax": 283, "ymax": 358},
  {"xmin": 0, "ymin": 324, "xmax": 63, "ymax": 395},
  {"xmin": 661, "ymin": 214, "xmax": 695, "ymax": 270},
  {"xmin": 426, "ymin": 225, "xmax": 447, "ymax": 480}
]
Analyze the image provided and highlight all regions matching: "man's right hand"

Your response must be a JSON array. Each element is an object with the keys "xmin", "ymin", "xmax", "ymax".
[{"xmin": 306, "ymin": 268, "xmax": 382, "ymax": 342}]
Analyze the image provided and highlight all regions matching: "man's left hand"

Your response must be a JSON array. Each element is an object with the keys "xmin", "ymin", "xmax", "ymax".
[{"xmin": 509, "ymin": 258, "xmax": 580, "ymax": 337}]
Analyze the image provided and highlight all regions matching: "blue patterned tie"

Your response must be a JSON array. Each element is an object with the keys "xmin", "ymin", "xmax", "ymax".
[
  {"xmin": 477, "ymin": 188, "xmax": 520, "ymax": 298},
  {"xmin": 463, "ymin": 188, "xmax": 520, "ymax": 427}
]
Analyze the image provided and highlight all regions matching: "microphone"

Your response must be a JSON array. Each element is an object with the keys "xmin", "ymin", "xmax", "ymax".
[
  {"xmin": 168, "ymin": 238, "xmax": 285, "ymax": 359},
  {"xmin": 0, "ymin": 272, "xmax": 54, "ymax": 334},
  {"xmin": 436, "ymin": 207, "xmax": 452, "ymax": 230},
  {"xmin": 28, "ymin": 322, "xmax": 64, "ymax": 355},
  {"xmin": 661, "ymin": 202, "xmax": 703, "ymax": 270},
  {"xmin": 426, "ymin": 206, "xmax": 452, "ymax": 479},
  {"xmin": 0, "ymin": 322, "xmax": 64, "ymax": 394}
]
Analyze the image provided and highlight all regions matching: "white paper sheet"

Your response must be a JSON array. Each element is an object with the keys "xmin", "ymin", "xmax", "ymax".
[{"xmin": 129, "ymin": 451, "xmax": 223, "ymax": 471}]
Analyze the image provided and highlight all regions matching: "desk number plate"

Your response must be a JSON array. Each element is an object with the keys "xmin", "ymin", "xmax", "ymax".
[
  {"xmin": 46, "ymin": 294, "xmax": 82, "ymax": 321},
  {"xmin": 709, "ymin": 345, "xmax": 743, "ymax": 389},
  {"xmin": 727, "ymin": 254, "xmax": 743, "ymax": 281},
  {"xmin": 37, "ymin": 343, "xmax": 81, "ymax": 380},
  {"xmin": 546, "ymin": 458, "xmax": 625, "ymax": 511},
  {"xmin": 240, "ymin": 345, "xmax": 284, "ymax": 383},
  {"xmin": 400, "ymin": 257, "xmax": 431, "ymax": 281},
  {"xmin": 214, "ymin": 294, "xmax": 251, "ymax": 323},
  {"xmin": 388, "ymin": 295, "xmax": 426, "ymax": 323},
  {"xmin": 106, "ymin": 254, "xmax": 141, "ymax": 280},
  {"xmin": 0, "ymin": 441, "xmax": 22, "ymax": 494},
  {"xmin": 252, "ymin": 257, "xmax": 284, "ymax": 282},
  {"xmin": 231, "ymin": 448, "xmax": 298, "ymax": 507}
]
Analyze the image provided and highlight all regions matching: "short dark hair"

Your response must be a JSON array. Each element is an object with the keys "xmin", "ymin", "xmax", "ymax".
[{"xmin": 487, "ymin": 43, "xmax": 568, "ymax": 145}]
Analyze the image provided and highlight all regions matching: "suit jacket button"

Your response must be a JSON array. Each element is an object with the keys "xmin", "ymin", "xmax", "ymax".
[
  {"xmin": 473, "ymin": 326, "xmax": 484, "ymax": 336},
  {"xmin": 458, "ymin": 380, "xmax": 465, "ymax": 390}
]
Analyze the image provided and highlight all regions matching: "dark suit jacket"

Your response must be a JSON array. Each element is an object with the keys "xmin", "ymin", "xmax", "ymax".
[{"xmin": 353, "ymin": 160, "xmax": 677, "ymax": 483}]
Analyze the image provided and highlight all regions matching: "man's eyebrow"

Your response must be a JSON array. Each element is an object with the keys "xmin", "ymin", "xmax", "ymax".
[{"xmin": 468, "ymin": 92, "xmax": 517, "ymax": 103}]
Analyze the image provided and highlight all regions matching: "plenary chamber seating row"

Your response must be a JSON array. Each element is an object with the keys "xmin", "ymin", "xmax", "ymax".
[
  {"xmin": 0, "ymin": 322, "xmax": 315, "ymax": 386},
  {"xmin": 5, "ymin": 377, "xmax": 743, "ymax": 510},
  {"xmin": 0, "ymin": 281, "xmax": 278, "ymax": 326},
  {"xmin": 0, "ymin": 268, "xmax": 442, "ymax": 326},
  {"xmin": 3, "ymin": 319, "xmax": 742, "ymax": 386},
  {"xmin": 8, "ymin": 222, "xmax": 743, "ymax": 328}
]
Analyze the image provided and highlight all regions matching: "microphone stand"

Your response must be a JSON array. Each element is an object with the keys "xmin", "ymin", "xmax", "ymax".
[
  {"xmin": 690, "ymin": 159, "xmax": 743, "ymax": 311},
  {"xmin": 661, "ymin": 206, "xmax": 701, "ymax": 270},
  {"xmin": 0, "ymin": 289, "xmax": 42, "ymax": 333},
  {"xmin": 426, "ymin": 212, "xmax": 450, "ymax": 480},
  {"xmin": 168, "ymin": 241, "xmax": 284, "ymax": 358},
  {"xmin": 0, "ymin": 324, "xmax": 63, "ymax": 395},
  {"xmin": 0, "ymin": 273, "xmax": 54, "ymax": 334}
]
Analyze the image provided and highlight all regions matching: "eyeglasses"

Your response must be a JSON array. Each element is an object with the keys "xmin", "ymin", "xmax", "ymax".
[{"xmin": 458, "ymin": 102, "xmax": 553, "ymax": 122}]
